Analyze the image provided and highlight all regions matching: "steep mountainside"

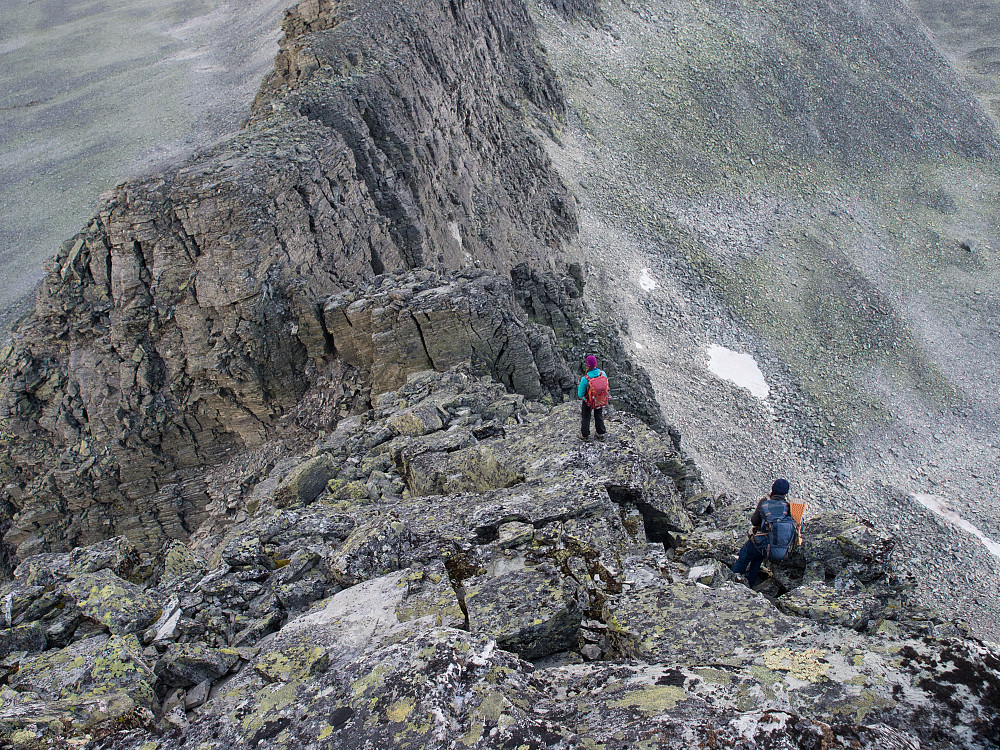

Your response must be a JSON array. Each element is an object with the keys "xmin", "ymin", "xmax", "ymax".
[{"xmin": 531, "ymin": 0, "xmax": 1000, "ymax": 638}]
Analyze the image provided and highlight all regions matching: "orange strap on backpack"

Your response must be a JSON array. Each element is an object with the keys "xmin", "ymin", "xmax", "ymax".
[{"xmin": 788, "ymin": 499, "xmax": 806, "ymax": 546}]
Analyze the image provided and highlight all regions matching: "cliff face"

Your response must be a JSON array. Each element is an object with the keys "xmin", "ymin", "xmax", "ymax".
[{"xmin": 0, "ymin": 0, "xmax": 661, "ymax": 561}]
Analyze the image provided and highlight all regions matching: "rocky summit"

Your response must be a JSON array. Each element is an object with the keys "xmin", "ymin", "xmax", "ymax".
[
  {"xmin": 0, "ymin": 0, "xmax": 999, "ymax": 747},
  {"xmin": 0, "ymin": 368, "xmax": 994, "ymax": 749}
]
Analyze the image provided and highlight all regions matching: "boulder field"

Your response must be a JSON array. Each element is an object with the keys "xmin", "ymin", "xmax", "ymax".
[{"xmin": 0, "ymin": 369, "xmax": 996, "ymax": 749}]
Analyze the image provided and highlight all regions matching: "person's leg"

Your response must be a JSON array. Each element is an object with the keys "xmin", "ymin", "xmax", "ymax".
[
  {"xmin": 580, "ymin": 401, "xmax": 592, "ymax": 438},
  {"xmin": 732, "ymin": 538, "xmax": 765, "ymax": 585},
  {"xmin": 595, "ymin": 407, "xmax": 606, "ymax": 435},
  {"xmin": 745, "ymin": 548, "xmax": 765, "ymax": 587},
  {"xmin": 731, "ymin": 539, "xmax": 755, "ymax": 575}
]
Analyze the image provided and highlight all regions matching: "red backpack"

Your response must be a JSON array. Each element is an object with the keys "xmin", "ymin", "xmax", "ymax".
[{"xmin": 585, "ymin": 372, "xmax": 610, "ymax": 409}]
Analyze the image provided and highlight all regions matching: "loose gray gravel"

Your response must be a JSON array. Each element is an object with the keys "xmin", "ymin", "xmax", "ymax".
[{"xmin": 0, "ymin": 0, "xmax": 291, "ymax": 333}]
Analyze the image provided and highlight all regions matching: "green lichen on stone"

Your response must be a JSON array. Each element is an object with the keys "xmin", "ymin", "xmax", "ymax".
[
  {"xmin": 762, "ymin": 647, "xmax": 829, "ymax": 683},
  {"xmin": 352, "ymin": 664, "xmax": 390, "ymax": 700},
  {"xmin": 255, "ymin": 645, "xmax": 328, "ymax": 683},
  {"xmin": 240, "ymin": 681, "xmax": 299, "ymax": 735},
  {"xmin": 693, "ymin": 667, "xmax": 732, "ymax": 686},
  {"xmin": 326, "ymin": 478, "xmax": 371, "ymax": 501},
  {"xmin": 610, "ymin": 685, "xmax": 686, "ymax": 713}
]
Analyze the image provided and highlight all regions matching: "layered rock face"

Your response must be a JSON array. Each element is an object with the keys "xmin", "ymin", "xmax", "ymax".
[
  {"xmin": 0, "ymin": 370, "xmax": 996, "ymax": 749},
  {"xmin": 0, "ymin": 0, "xmax": 656, "ymax": 562}
]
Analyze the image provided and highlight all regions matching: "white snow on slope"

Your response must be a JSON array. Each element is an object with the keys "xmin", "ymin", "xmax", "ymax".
[
  {"xmin": 912, "ymin": 493, "xmax": 1000, "ymax": 561},
  {"xmin": 706, "ymin": 345, "xmax": 770, "ymax": 399}
]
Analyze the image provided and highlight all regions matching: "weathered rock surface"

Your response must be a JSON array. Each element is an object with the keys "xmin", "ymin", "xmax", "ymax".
[
  {"xmin": 0, "ymin": 0, "xmax": 997, "ymax": 747},
  {"xmin": 0, "ymin": 0, "xmax": 624, "ymax": 563},
  {"xmin": 0, "ymin": 369, "xmax": 993, "ymax": 749}
]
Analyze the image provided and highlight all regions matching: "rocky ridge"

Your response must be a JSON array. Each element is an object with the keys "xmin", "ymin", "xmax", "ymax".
[
  {"xmin": 0, "ymin": 0, "xmax": 998, "ymax": 747},
  {"xmin": 0, "ymin": 0, "xmax": 674, "ymax": 564},
  {"xmin": 0, "ymin": 369, "xmax": 996, "ymax": 749}
]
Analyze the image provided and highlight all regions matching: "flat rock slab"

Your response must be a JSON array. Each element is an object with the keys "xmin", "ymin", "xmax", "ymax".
[
  {"xmin": 607, "ymin": 579, "xmax": 809, "ymax": 663},
  {"xmin": 465, "ymin": 563, "xmax": 582, "ymax": 660}
]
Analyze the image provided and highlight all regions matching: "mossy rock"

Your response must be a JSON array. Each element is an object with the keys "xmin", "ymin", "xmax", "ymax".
[
  {"xmin": 276, "ymin": 454, "xmax": 339, "ymax": 507},
  {"xmin": 65, "ymin": 570, "xmax": 161, "ymax": 636}
]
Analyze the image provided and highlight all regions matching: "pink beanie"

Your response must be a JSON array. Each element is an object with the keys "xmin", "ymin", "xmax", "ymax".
[{"xmin": 585, "ymin": 355, "xmax": 598, "ymax": 369}]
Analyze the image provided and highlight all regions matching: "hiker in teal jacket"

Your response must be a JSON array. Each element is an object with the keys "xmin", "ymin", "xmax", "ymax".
[{"xmin": 578, "ymin": 355, "xmax": 609, "ymax": 440}]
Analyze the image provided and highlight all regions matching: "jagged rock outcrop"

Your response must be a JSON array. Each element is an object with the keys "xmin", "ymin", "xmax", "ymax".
[
  {"xmin": 0, "ymin": 0, "xmax": 602, "ymax": 564},
  {"xmin": 0, "ymin": 258, "xmax": 658, "ymax": 562},
  {"xmin": 0, "ymin": 371, "xmax": 995, "ymax": 749}
]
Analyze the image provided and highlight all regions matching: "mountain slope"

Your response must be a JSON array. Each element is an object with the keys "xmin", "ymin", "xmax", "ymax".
[{"xmin": 532, "ymin": 0, "xmax": 1000, "ymax": 638}]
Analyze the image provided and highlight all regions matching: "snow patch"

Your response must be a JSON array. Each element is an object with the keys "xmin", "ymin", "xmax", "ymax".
[
  {"xmin": 911, "ymin": 493, "xmax": 1000, "ymax": 560},
  {"xmin": 639, "ymin": 268, "xmax": 657, "ymax": 291},
  {"xmin": 706, "ymin": 345, "xmax": 770, "ymax": 399}
]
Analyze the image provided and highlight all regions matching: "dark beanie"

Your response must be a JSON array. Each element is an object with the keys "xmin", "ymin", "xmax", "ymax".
[
  {"xmin": 585, "ymin": 355, "xmax": 598, "ymax": 369},
  {"xmin": 771, "ymin": 478, "xmax": 790, "ymax": 496}
]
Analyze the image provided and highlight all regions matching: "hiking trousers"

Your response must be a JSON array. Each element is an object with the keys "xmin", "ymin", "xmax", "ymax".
[
  {"xmin": 731, "ymin": 536, "xmax": 767, "ymax": 586},
  {"xmin": 581, "ymin": 402, "xmax": 606, "ymax": 438}
]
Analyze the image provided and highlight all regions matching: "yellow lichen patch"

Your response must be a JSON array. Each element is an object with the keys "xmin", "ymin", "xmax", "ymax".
[
  {"xmin": 762, "ymin": 647, "xmax": 829, "ymax": 683},
  {"xmin": 610, "ymin": 685, "xmax": 687, "ymax": 713},
  {"xmin": 387, "ymin": 696, "xmax": 415, "ymax": 723},
  {"xmin": 255, "ymin": 645, "xmax": 328, "ymax": 683},
  {"xmin": 352, "ymin": 664, "xmax": 390, "ymax": 700},
  {"xmin": 693, "ymin": 668, "xmax": 733, "ymax": 686},
  {"xmin": 318, "ymin": 724, "xmax": 335, "ymax": 741},
  {"xmin": 460, "ymin": 718, "xmax": 484, "ymax": 747},
  {"xmin": 240, "ymin": 682, "xmax": 299, "ymax": 734},
  {"xmin": 141, "ymin": 742, "xmax": 159, "ymax": 750}
]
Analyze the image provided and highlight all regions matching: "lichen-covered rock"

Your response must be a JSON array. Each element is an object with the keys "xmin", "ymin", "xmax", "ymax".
[
  {"xmin": 795, "ymin": 512, "xmax": 896, "ymax": 583},
  {"xmin": 325, "ymin": 515, "xmax": 412, "ymax": 587},
  {"xmin": 154, "ymin": 643, "xmax": 241, "ymax": 687},
  {"xmin": 158, "ymin": 540, "xmax": 207, "ymax": 587},
  {"xmin": 606, "ymin": 578, "xmax": 811, "ymax": 663},
  {"xmin": 221, "ymin": 535, "xmax": 274, "ymax": 570},
  {"xmin": 2, "ymin": 633, "xmax": 156, "ymax": 745},
  {"xmin": 465, "ymin": 563, "xmax": 583, "ymax": 659},
  {"xmin": 777, "ymin": 582, "xmax": 885, "ymax": 631},
  {"xmin": 14, "ymin": 536, "xmax": 141, "ymax": 586},
  {"xmin": 65, "ymin": 569, "xmax": 162, "ymax": 636},
  {"xmin": 0, "ymin": 623, "xmax": 46, "ymax": 657},
  {"xmin": 275, "ymin": 454, "xmax": 339, "ymax": 507}
]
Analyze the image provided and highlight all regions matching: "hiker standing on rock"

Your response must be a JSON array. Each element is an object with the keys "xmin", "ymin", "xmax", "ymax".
[
  {"xmin": 578, "ymin": 355, "xmax": 609, "ymax": 440},
  {"xmin": 730, "ymin": 478, "xmax": 801, "ymax": 587}
]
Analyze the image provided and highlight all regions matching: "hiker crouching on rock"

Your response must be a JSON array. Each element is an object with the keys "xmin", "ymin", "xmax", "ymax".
[
  {"xmin": 730, "ymin": 478, "xmax": 801, "ymax": 587},
  {"xmin": 578, "ymin": 355, "xmax": 609, "ymax": 440}
]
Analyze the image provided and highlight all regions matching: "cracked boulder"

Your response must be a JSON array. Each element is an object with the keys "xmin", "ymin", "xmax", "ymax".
[{"xmin": 464, "ymin": 563, "xmax": 583, "ymax": 660}]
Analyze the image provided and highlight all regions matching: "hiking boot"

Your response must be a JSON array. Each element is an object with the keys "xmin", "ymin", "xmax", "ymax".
[
  {"xmin": 579, "ymin": 433, "xmax": 590, "ymax": 441},
  {"xmin": 595, "ymin": 432, "xmax": 607, "ymax": 441}
]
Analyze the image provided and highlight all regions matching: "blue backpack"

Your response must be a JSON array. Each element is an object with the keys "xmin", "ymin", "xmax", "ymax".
[{"xmin": 758, "ymin": 498, "xmax": 798, "ymax": 561}]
